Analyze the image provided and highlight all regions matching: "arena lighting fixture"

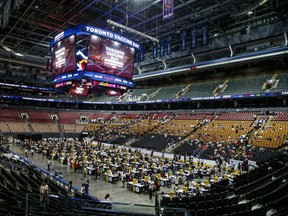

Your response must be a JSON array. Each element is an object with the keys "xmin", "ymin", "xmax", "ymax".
[
  {"xmin": 107, "ymin": 19, "xmax": 159, "ymax": 43},
  {"xmin": 195, "ymin": 50, "xmax": 288, "ymax": 69},
  {"xmin": 133, "ymin": 48, "xmax": 288, "ymax": 80},
  {"xmin": 259, "ymin": 0, "xmax": 268, "ymax": 6},
  {"xmin": 15, "ymin": 53, "xmax": 24, "ymax": 57},
  {"xmin": 0, "ymin": 43, "xmax": 25, "ymax": 57},
  {"xmin": 133, "ymin": 68, "xmax": 190, "ymax": 80}
]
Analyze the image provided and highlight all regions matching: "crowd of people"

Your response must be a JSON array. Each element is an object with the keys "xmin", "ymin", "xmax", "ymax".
[{"xmin": 17, "ymin": 138, "xmax": 244, "ymax": 200}]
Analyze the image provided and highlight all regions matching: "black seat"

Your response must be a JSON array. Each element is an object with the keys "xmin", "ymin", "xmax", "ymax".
[
  {"xmin": 187, "ymin": 202, "xmax": 197, "ymax": 210},
  {"xmin": 196, "ymin": 208, "xmax": 206, "ymax": 216},
  {"xmin": 222, "ymin": 205, "xmax": 230, "ymax": 215},
  {"xmin": 206, "ymin": 200, "xmax": 215, "ymax": 209},
  {"xmin": 206, "ymin": 208, "xmax": 215, "ymax": 216},
  {"xmin": 197, "ymin": 201, "xmax": 206, "ymax": 210},
  {"xmin": 214, "ymin": 207, "xmax": 223, "ymax": 216}
]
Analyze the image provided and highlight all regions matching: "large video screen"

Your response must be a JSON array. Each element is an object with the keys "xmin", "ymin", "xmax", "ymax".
[
  {"xmin": 87, "ymin": 35, "xmax": 135, "ymax": 79},
  {"xmin": 51, "ymin": 35, "xmax": 76, "ymax": 77}
]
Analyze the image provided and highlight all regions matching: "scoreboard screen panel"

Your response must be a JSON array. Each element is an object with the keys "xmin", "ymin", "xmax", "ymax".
[
  {"xmin": 87, "ymin": 35, "xmax": 135, "ymax": 79},
  {"xmin": 51, "ymin": 35, "xmax": 76, "ymax": 77},
  {"xmin": 68, "ymin": 83, "xmax": 90, "ymax": 96}
]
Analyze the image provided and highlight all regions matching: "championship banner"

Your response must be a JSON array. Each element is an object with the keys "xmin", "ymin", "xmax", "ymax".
[
  {"xmin": 159, "ymin": 37, "xmax": 165, "ymax": 57},
  {"xmin": 201, "ymin": 23, "xmax": 209, "ymax": 46},
  {"xmin": 163, "ymin": 0, "xmax": 174, "ymax": 20},
  {"xmin": 152, "ymin": 42, "xmax": 158, "ymax": 59},
  {"xmin": 166, "ymin": 35, "xmax": 172, "ymax": 55},
  {"xmin": 180, "ymin": 31, "xmax": 187, "ymax": 51},
  {"xmin": 191, "ymin": 27, "xmax": 197, "ymax": 49}
]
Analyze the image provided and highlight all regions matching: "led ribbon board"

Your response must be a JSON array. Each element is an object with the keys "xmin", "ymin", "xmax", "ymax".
[{"xmin": 50, "ymin": 25, "xmax": 141, "ymax": 51}]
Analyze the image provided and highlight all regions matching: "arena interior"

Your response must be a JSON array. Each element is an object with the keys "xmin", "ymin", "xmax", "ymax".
[{"xmin": 0, "ymin": 0, "xmax": 288, "ymax": 216}]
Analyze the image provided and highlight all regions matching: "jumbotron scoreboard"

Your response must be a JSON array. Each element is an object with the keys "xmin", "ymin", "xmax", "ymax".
[{"xmin": 50, "ymin": 25, "xmax": 141, "ymax": 96}]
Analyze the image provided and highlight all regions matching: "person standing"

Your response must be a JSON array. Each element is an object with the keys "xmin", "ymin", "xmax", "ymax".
[
  {"xmin": 47, "ymin": 158, "xmax": 51, "ymax": 172},
  {"xmin": 58, "ymin": 172, "xmax": 63, "ymax": 179},
  {"xmin": 67, "ymin": 181, "xmax": 73, "ymax": 197},
  {"xmin": 84, "ymin": 180, "xmax": 89, "ymax": 194},
  {"xmin": 104, "ymin": 194, "xmax": 112, "ymax": 201},
  {"xmin": 39, "ymin": 179, "xmax": 49, "ymax": 208},
  {"xmin": 95, "ymin": 164, "xmax": 98, "ymax": 179},
  {"xmin": 149, "ymin": 183, "xmax": 153, "ymax": 201},
  {"xmin": 121, "ymin": 171, "xmax": 126, "ymax": 188},
  {"xmin": 25, "ymin": 148, "xmax": 28, "ymax": 159},
  {"xmin": 54, "ymin": 170, "xmax": 58, "ymax": 178},
  {"xmin": 73, "ymin": 161, "xmax": 78, "ymax": 173},
  {"xmin": 83, "ymin": 166, "xmax": 87, "ymax": 179},
  {"xmin": 80, "ymin": 183, "xmax": 85, "ymax": 194}
]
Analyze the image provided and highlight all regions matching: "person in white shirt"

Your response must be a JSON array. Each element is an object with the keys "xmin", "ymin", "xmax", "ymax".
[
  {"xmin": 175, "ymin": 175, "xmax": 179, "ymax": 186},
  {"xmin": 47, "ymin": 158, "xmax": 51, "ymax": 172},
  {"xmin": 39, "ymin": 179, "xmax": 49, "ymax": 207},
  {"xmin": 121, "ymin": 171, "xmax": 126, "ymax": 188},
  {"xmin": 105, "ymin": 193, "xmax": 112, "ymax": 201}
]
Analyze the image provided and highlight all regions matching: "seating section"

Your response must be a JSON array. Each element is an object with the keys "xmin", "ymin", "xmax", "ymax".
[
  {"xmin": 174, "ymin": 113, "xmax": 213, "ymax": 120},
  {"xmin": 90, "ymin": 113, "xmax": 114, "ymax": 122},
  {"xmin": 49, "ymin": 123, "xmax": 60, "ymax": 133},
  {"xmin": 84, "ymin": 123, "xmax": 102, "ymax": 132},
  {"xmin": 251, "ymin": 112, "xmax": 288, "ymax": 148},
  {"xmin": 173, "ymin": 140, "xmax": 199, "ymax": 155},
  {"xmin": 160, "ymin": 155, "xmax": 288, "ymax": 216},
  {"xmin": 62, "ymin": 124, "xmax": 85, "ymax": 134},
  {"xmin": 0, "ymin": 109, "xmax": 23, "ymax": 122},
  {"xmin": 131, "ymin": 133, "xmax": 170, "ymax": 150},
  {"xmin": 26, "ymin": 110, "xmax": 54, "ymax": 123},
  {"xmin": 196, "ymin": 119, "xmax": 254, "ymax": 143},
  {"xmin": 0, "ymin": 122, "xmax": 30, "ymax": 133},
  {"xmin": 57, "ymin": 112, "xmax": 81, "ymax": 124},
  {"xmin": 272, "ymin": 72, "xmax": 288, "ymax": 92},
  {"xmin": 130, "ymin": 87, "xmax": 159, "ymax": 100},
  {"xmin": 0, "ymin": 122, "xmax": 10, "ymax": 133},
  {"xmin": 151, "ymin": 84, "xmax": 187, "ymax": 100},
  {"xmin": 32, "ymin": 123, "xmax": 54, "ymax": 133},
  {"xmin": 219, "ymin": 74, "xmax": 271, "ymax": 95},
  {"xmin": 182, "ymin": 80, "xmax": 222, "ymax": 98},
  {"xmin": 1, "ymin": 67, "xmax": 288, "ymax": 104},
  {"xmin": 216, "ymin": 112, "xmax": 255, "ymax": 121},
  {"xmin": 152, "ymin": 113, "xmax": 213, "ymax": 139},
  {"xmin": 0, "ymin": 110, "xmax": 287, "ymax": 151}
]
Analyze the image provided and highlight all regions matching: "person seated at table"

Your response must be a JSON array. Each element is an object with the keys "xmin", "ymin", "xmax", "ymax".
[
  {"xmin": 127, "ymin": 174, "xmax": 133, "ymax": 182},
  {"xmin": 174, "ymin": 184, "xmax": 178, "ymax": 191},
  {"xmin": 184, "ymin": 180, "xmax": 189, "ymax": 188}
]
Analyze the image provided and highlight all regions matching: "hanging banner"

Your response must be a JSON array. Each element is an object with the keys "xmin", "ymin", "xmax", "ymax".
[
  {"xmin": 134, "ymin": 51, "xmax": 139, "ymax": 63},
  {"xmin": 152, "ymin": 42, "xmax": 158, "ymax": 59},
  {"xmin": 159, "ymin": 37, "xmax": 165, "ymax": 57},
  {"xmin": 191, "ymin": 27, "xmax": 197, "ymax": 49},
  {"xmin": 140, "ymin": 44, "xmax": 145, "ymax": 62},
  {"xmin": 163, "ymin": 0, "xmax": 174, "ymax": 20},
  {"xmin": 166, "ymin": 35, "xmax": 172, "ymax": 55},
  {"xmin": 202, "ymin": 23, "xmax": 209, "ymax": 46},
  {"xmin": 180, "ymin": 31, "xmax": 187, "ymax": 51}
]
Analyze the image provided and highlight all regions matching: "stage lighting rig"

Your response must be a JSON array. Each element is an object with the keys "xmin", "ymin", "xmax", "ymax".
[{"xmin": 107, "ymin": 19, "xmax": 159, "ymax": 43}]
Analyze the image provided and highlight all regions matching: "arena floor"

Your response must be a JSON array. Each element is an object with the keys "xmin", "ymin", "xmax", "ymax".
[{"xmin": 7, "ymin": 143, "xmax": 171, "ymax": 209}]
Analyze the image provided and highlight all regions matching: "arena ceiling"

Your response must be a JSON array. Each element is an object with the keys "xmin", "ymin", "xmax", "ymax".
[{"xmin": 0, "ymin": 0, "xmax": 287, "ymax": 62}]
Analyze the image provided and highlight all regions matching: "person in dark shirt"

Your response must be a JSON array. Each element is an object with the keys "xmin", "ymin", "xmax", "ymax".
[{"xmin": 84, "ymin": 180, "xmax": 89, "ymax": 194}]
